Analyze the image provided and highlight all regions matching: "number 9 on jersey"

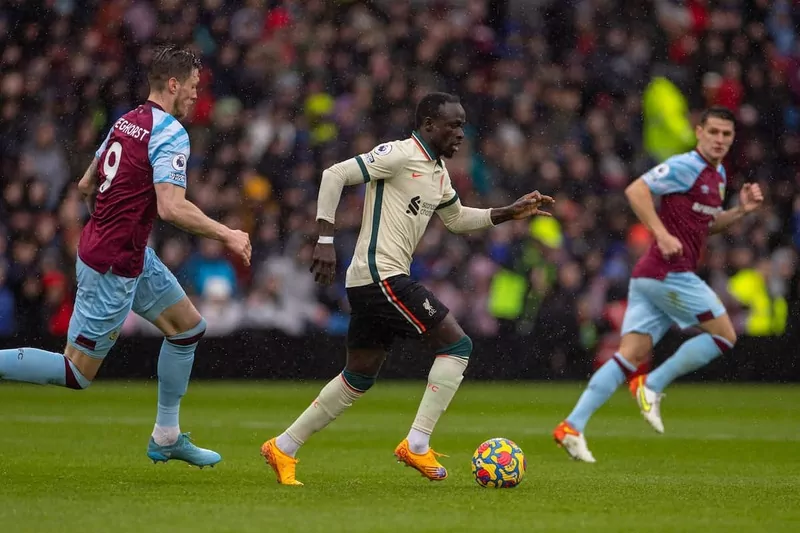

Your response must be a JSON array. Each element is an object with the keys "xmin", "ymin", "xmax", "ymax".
[{"xmin": 99, "ymin": 141, "xmax": 123, "ymax": 193}]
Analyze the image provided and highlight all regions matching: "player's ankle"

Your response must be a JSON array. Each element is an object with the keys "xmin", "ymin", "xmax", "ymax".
[
  {"xmin": 152, "ymin": 425, "xmax": 180, "ymax": 446},
  {"xmin": 276, "ymin": 432, "xmax": 301, "ymax": 457},
  {"xmin": 407, "ymin": 428, "xmax": 430, "ymax": 454}
]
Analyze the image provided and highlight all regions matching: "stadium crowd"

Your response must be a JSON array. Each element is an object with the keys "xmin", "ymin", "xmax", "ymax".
[{"xmin": 1, "ymin": 1, "xmax": 798, "ymax": 367}]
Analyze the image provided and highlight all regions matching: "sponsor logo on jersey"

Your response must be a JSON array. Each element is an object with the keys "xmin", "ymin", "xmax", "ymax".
[
  {"xmin": 405, "ymin": 196, "xmax": 437, "ymax": 217},
  {"xmin": 374, "ymin": 143, "xmax": 393, "ymax": 156},
  {"xmin": 169, "ymin": 172, "xmax": 186, "ymax": 183},
  {"xmin": 406, "ymin": 195, "xmax": 421, "ymax": 216},
  {"xmin": 172, "ymin": 154, "xmax": 187, "ymax": 171},
  {"xmin": 691, "ymin": 202, "xmax": 722, "ymax": 216},
  {"xmin": 365, "ymin": 152, "xmax": 375, "ymax": 163}
]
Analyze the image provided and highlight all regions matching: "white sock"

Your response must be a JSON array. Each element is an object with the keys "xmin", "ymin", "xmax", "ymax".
[
  {"xmin": 277, "ymin": 373, "xmax": 364, "ymax": 457},
  {"xmin": 275, "ymin": 432, "xmax": 302, "ymax": 457},
  {"xmin": 407, "ymin": 355, "xmax": 468, "ymax": 454},
  {"xmin": 407, "ymin": 428, "xmax": 431, "ymax": 454},
  {"xmin": 152, "ymin": 424, "xmax": 180, "ymax": 446}
]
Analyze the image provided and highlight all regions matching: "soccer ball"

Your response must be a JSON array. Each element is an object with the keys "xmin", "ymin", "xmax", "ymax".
[{"xmin": 471, "ymin": 437, "xmax": 527, "ymax": 488}]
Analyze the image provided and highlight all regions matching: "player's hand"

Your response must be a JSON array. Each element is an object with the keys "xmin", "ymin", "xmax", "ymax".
[
  {"xmin": 311, "ymin": 243, "xmax": 336, "ymax": 285},
  {"xmin": 739, "ymin": 183, "xmax": 764, "ymax": 213},
  {"xmin": 508, "ymin": 191, "xmax": 555, "ymax": 219},
  {"xmin": 656, "ymin": 232, "xmax": 683, "ymax": 260},
  {"xmin": 225, "ymin": 229, "xmax": 251, "ymax": 267}
]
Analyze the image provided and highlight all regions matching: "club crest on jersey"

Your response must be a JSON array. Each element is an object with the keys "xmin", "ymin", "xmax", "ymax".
[
  {"xmin": 701, "ymin": 184, "xmax": 710, "ymax": 194},
  {"xmin": 719, "ymin": 183, "xmax": 725, "ymax": 199},
  {"xmin": 423, "ymin": 298, "xmax": 436, "ymax": 316},
  {"xmin": 172, "ymin": 154, "xmax": 187, "ymax": 171},
  {"xmin": 374, "ymin": 143, "xmax": 393, "ymax": 156}
]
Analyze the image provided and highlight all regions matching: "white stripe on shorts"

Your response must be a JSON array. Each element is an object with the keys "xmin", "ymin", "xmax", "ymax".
[{"xmin": 378, "ymin": 280, "xmax": 423, "ymax": 334}]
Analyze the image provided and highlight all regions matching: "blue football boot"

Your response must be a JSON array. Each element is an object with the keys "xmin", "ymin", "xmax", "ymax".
[{"xmin": 147, "ymin": 432, "xmax": 221, "ymax": 468}]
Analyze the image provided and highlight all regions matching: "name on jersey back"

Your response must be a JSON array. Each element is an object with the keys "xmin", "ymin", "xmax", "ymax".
[{"xmin": 113, "ymin": 117, "xmax": 150, "ymax": 141}]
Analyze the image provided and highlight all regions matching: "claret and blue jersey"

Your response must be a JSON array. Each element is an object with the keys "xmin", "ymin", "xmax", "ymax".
[
  {"xmin": 622, "ymin": 150, "xmax": 729, "ymax": 344},
  {"xmin": 79, "ymin": 101, "xmax": 190, "ymax": 278},
  {"xmin": 633, "ymin": 150, "xmax": 727, "ymax": 280}
]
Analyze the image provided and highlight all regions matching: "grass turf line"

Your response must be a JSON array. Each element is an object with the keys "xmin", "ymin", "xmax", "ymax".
[{"xmin": 1, "ymin": 381, "xmax": 798, "ymax": 532}]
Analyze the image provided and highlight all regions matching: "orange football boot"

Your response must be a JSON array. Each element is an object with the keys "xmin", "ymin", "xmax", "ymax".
[{"xmin": 394, "ymin": 439, "xmax": 448, "ymax": 481}]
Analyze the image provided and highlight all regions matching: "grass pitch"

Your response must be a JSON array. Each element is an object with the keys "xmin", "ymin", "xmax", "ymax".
[{"xmin": 1, "ymin": 381, "xmax": 798, "ymax": 532}]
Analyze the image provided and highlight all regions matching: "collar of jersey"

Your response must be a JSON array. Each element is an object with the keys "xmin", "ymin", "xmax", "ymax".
[
  {"xmin": 411, "ymin": 131, "xmax": 441, "ymax": 165},
  {"xmin": 692, "ymin": 149, "xmax": 722, "ymax": 172}
]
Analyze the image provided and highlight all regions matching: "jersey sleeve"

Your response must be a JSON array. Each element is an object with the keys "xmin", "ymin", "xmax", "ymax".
[
  {"xmin": 355, "ymin": 142, "xmax": 404, "ymax": 182},
  {"xmin": 149, "ymin": 121, "xmax": 190, "ymax": 189},
  {"xmin": 436, "ymin": 172, "xmax": 460, "ymax": 210},
  {"xmin": 95, "ymin": 127, "xmax": 113, "ymax": 159},
  {"xmin": 641, "ymin": 157, "xmax": 698, "ymax": 196},
  {"xmin": 435, "ymin": 171, "xmax": 493, "ymax": 233}
]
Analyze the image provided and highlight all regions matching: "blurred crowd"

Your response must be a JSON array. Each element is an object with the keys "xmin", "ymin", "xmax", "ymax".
[{"xmin": 1, "ymin": 0, "xmax": 799, "ymax": 369}]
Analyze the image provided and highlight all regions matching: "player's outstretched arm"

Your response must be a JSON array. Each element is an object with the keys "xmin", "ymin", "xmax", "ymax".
[
  {"xmin": 155, "ymin": 183, "xmax": 251, "ymax": 266},
  {"xmin": 709, "ymin": 183, "xmax": 764, "ymax": 234},
  {"xmin": 436, "ymin": 191, "xmax": 554, "ymax": 234},
  {"xmin": 77, "ymin": 158, "xmax": 100, "ymax": 214},
  {"xmin": 625, "ymin": 178, "xmax": 683, "ymax": 259}
]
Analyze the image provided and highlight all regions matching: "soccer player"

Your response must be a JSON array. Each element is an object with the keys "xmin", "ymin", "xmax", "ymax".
[
  {"xmin": 553, "ymin": 107, "xmax": 764, "ymax": 462},
  {"xmin": 0, "ymin": 46, "xmax": 251, "ymax": 467},
  {"xmin": 261, "ymin": 92, "xmax": 554, "ymax": 485}
]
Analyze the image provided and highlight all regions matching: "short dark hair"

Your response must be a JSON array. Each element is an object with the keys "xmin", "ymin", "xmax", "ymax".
[
  {"xmin": 415, "ymin": 92, "xmax": 460, "ymax": 129},
  {"xmin": 700, "ymin": 106, "xmax": 735, "ymax": 126},
  {"xmin": 148, "ymin": 45, "xmax": 201, "ymax": 91}
]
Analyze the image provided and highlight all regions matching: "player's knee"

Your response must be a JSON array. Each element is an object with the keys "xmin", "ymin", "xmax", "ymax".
[
  {"xmin": 722, "ymin": 330, "xmax": 737, "ymax": 347},
  {"xmin": 711, "ymin": 329, "xmax": 737, "ymax": 352},
  {"xmin": 167, "ymin": 317, "xmax": 207, "ymax": 346},
  {"xmin": 345, "ymin": 349, "xmax": 386, "ymax": 376},
  {"xmin": 186, "ymin": 317, "xmax": 207, "ymax": 338},
  {"xmin": 706, "ymin": 317, "xmax": 737, "ymax": 350},
  {"xmin": 341, "ymin": 369, "xmax": 377, "ymax": 392},
  {"xmin": 64, "ymin": 358, "xmax": 92, "ymax": 390},
  {"xmin": 434, "ymin": 335, "xmax": 473, "ymax": 362},
  {"xmin": 618, "ymin": 333, "xmax": 652, "ymax": 365}
]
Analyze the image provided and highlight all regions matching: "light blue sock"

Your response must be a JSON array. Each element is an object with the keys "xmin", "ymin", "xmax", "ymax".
[
  {"xmin": 566, "ymin": 355, "xmax": 635, "ymax": 433},
  {"xmin": 156, "ymin": 319, "xmax": 206, "ymax": 428},
  {"xmin": 646, "ymin": 333, "xmax": 731, "ymax": 393},
  {"xmin": 0, "ymin": 347, "xmax": 90, "ymax": 389}
]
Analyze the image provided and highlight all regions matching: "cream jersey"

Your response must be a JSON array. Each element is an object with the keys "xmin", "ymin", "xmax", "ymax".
[{"xmin": 316, "ymin": 131, "xmax": 493, "ymax": 288}]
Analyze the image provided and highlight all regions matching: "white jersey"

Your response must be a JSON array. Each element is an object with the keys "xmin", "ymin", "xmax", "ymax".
[{"xmin": 316, "ymin": 131, "xmax": 493, "ymax": 288}]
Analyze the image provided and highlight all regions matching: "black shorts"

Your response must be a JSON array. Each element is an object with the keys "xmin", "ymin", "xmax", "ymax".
[{"xmin": 346, "ymin": 275, "xmax": 449, "ymax": 350}]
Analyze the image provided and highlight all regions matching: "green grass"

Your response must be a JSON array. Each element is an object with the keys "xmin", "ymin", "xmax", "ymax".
[{"xmin": 1, "ymin": 381, "xmax": 799, "ymax": 532}]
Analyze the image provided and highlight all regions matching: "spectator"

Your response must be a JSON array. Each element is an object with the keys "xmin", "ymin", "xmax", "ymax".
[{"xmin": 0, "ymin": 0, "xmax": 795, "ymax": 369}]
